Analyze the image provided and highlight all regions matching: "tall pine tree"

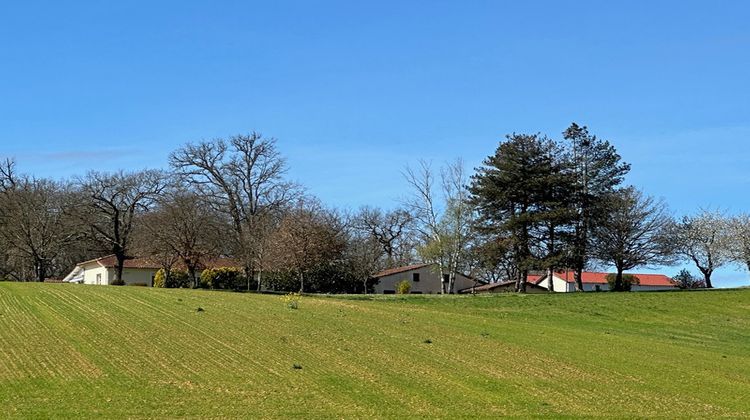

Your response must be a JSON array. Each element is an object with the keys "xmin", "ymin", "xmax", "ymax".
[
  {"xmin": 563, "ymin": 123, "xmax": 630, "ymax": 291},
  {"xmin": 471, "ymin": 134, "xmax": 574, "ymax": 292}
]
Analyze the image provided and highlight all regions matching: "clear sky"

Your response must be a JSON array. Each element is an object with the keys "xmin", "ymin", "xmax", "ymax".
[{"xmin": 1, "ymin": 1, "xmax": 748, "ymax": 286}]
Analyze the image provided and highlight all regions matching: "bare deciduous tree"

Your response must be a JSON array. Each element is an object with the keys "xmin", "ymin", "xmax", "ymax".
[
  {"xmin": 729, "ymin": 213, "xmax": 750, "ymax": 283},
  {"xmin": 0, "ymin": 174, "xmax": 79, "ymax": 281},
  {"xmin": 353, "ymin": 206, "xmax": 413, "ymax": 268},
  {"xmin": 77, "ymin": 170, "xmax": 167, "ymax": 284},
  {"xmin": 675, "ymin": 209, "xmax": 732, "ymax": 289},
  {"xmin": 591, "ymin": 188, "xmax": 674, "ymax": 291},
  {"xmin": 404, "ymin": 159, "xmax": 473, "ymax": 294},
  {"xmin": 270, "ymin": 199, "xmax": 347, "ymax": 292},
  {"xmin": 344, "ymin": 228, "xmax": 384, "ymax": 293},
  {"xmin": 170, "ymin": 133, "xmax": 299, "ymax": 281},
  {"xmin": 137, "ymin": 188, "xmax": 226, "ymax": 287}
]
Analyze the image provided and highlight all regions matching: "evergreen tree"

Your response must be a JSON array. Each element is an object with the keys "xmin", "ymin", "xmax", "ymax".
[
  {"xmin": 470, "ymin": 134, "xmax": 575, "ymax": 292},
  {"xmin": 563, "ymin": 123, "xmax": 630, "ymax": 291}
]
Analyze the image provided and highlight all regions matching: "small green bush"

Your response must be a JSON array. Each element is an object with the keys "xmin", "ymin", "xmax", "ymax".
[
  {"xmin": 200, "ymin": 267, "xmax": 244, "ymax": 290},
  {"xmin": 606, "ymin": 273, "xmax": 640, "ymax": 291},
  {"xmin": 396, "ymin": 279, "xmax": 411, "ymax": 294},
  {"xmin": 672, "ymin": 269, "xmax": 705, "ymax": 289}
]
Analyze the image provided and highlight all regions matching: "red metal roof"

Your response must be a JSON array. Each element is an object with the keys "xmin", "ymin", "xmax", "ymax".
[{"xmin": 538, "ymin": 271, "xmax": 676, "ymax": 287}]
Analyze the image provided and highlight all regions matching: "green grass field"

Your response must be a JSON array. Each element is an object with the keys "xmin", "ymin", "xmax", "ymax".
[{"xmin": 0, "ymin": 283, "xmax": 748, "ymax": 418}]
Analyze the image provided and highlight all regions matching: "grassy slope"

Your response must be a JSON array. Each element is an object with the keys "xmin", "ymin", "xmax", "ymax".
[{"xmin": 0, "ymin": 284, "xmax": 748, "ymax": 418}]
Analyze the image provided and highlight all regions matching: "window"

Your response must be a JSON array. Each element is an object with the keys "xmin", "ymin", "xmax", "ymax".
[
  {"xmin": 95, "ymin": 273, "xmax": 101, "ymax": 285},
  {"xmin": 412, "ymin": 273, "xmax": 420, "ymax": 282},
  {"xmin": 410, "ymin": 291, "xmax": 423, "ymax": 294},
  {"xmin": 384, "ymin": 290, "xmax": 396, "ymax": 294}
]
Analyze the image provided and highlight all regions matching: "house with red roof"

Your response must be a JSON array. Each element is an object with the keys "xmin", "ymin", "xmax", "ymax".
[
  {"xmin": 534, "ymin": 271, "xmax": 677, "ymax": 292},
  {"xmin": 458, "ymin": 271, "xmax": 676, "ymax": 293},
  {"xmin": 62, "ymin": 255, "xmax": 239, "ymax": 286},
  {"xmin": 371, "ymin": 263, "xmax": 482, "ymax": 294}
]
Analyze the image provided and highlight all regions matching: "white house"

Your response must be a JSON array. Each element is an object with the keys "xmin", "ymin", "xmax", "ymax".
[
  {"xmin": 533, "ymin": 271, "xmax": 677, "ymax": 292},
  {"xmin": 371, "ymin": 263, "xmax": 482, "ymax": 294},
  {"xmin": 63, "ymin": 255, "xmax": 239, "ymax": 286}
]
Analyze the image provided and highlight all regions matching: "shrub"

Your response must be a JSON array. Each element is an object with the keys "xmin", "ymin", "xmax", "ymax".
[
  {"xmin": 396, "ymin": 279, "xmax": 411, "ymax": 294},
  {"xmin": 605, "ymin": 273, "xmax": 640, "ymax": 291},
  {"xmin": 200, "ymin": 267, "xmax": 244, "ymax": 290},
  {"xmin": 153, "ymin": 269, "xmax": 191, "ymax": 288},
  {"xmin": 672, "ymin": 269, "xmax": 706, "ymax": 289},
  {"xmin": 153, "ymin": 270, "xmax": 166, "ymax": 288},
  {"xmin": 262, "ymin": 270, "xmax": 299, "ymax": 292},
  {"xmin": 282, "ymin": 292, "xmax": 301, "ymax": 309}
]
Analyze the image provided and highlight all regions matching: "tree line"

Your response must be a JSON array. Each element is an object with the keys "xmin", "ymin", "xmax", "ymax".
[{"xmin": 1, "ymin": 125, "xmax": 748, "ymax": 292}]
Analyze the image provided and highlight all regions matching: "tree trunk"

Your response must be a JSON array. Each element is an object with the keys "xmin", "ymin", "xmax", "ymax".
[
  {"xmin": 547, "ymin": 267, "xmax": 554, "ymax": 292},
  {"xmin": 113, "ymin": 252, "xmax": 125, "ymax": 285},
  {"xmin": 438, "ymin": 264, "xmax": 446, "ymax": 295},
  {"xmin": 188, "ymin": 265, "xmax": 198, "ymax": 289},
  {"xmin": 163, "ymin": 266, "xmax": 172, "ymax": 288},
  {"xmin": 34, "ymin": 261, "xmax": 47, "ymax": 282},
  {"xmin": 244, "ymin": 264, "xmax": 253, "ymax": 289},
  {"xmin": 614, "ymin": 268, "xmax": 624, "ymax": 292},
  {"xmin": 518, "ymin": 269, "xmax": 528, "ymax": 293},
  {"xmin": 703, "ymin": 271, "xmax": 713, "ymax": 289},
  {"xmin": 574, "ymin": 268, "xmax": 584, "ymax": 292}
]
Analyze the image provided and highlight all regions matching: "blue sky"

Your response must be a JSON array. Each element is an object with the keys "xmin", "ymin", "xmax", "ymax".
[{"xmin": 1, "ymin": 1, "xmax": 748, "ymax": 286}]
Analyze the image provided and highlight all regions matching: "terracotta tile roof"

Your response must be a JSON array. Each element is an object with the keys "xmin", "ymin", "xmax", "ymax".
[
  {"xmin": 537, "ymin": 271, "xmax": 676, "ymax": 287},
  {"xmin": 371, "ymin": 263, "xmax": 433, "ymax": 278},
  {"xmin": 79, "ymin": 255, "xmax": 241, "ymax": 270}
]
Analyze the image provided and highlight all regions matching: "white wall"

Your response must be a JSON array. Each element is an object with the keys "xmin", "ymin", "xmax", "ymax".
[
  {"xmin": 631, "ymin": 285, "xmax": 676, "ymax": 291},
  {"xmin": 82, "ymin": 265, "xmax": 108, "ymax": 285},
  {"xmin": 373, "ymin": 265, "xmax": 478, "ymax": 294},
  {"xmin": 536, "ymin": 276, "xmax": 575, "ymax": 292},
  {"xmin": 538, "ymin": 275, "xmax": 676, "ymax": 292},
  {"xmin": 581, "ymin": 283, "xmax": 607, "ymax": 292},
  {"xmin": 121, "ymin": 268, "xmax": 156, "ymax": 286},
  {"xmin": 80, "ymin": 264, "xmax": 155, "ymax": 286}
]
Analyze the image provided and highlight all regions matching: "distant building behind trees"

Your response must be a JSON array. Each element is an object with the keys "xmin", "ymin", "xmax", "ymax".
[{"xmin": 2, "ymin": 124, "xmax": 748, "ymax": 291}]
